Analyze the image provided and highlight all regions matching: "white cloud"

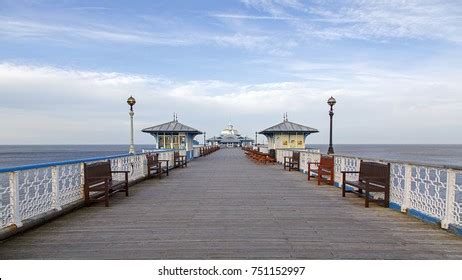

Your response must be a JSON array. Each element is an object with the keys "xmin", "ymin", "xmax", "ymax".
[
  {"xmin": 210, "ymin": 13, "xmax": 293, "ymax": 20},
  {"xmin": 0, "ymin": 16, "xmax": 294, "ymax": 55},
  {"xmin": 0, "ymin": 17, "xmax": 198, "ymax": 46},
  {"xmin": 240, "ymin": 0, "xmax": 462, "ymax": 42},
  {"xmin": 0, "ymin": 62, "xmax": 461, "ymax": 144}
]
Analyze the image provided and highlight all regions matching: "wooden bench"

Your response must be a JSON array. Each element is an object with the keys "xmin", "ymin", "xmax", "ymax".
[
  {"xmin": 307, "ymin": 155, "xmax": 334, "ymax": 185},
  {"xmin": 244, "ymin": 149, "xmax": 270, "ymax": 164},
  {"xmin": 174, "ymin": 151, "xmax": 187, "ymax": 168},
  {"xmin": 201, "ymin": 146, "xmax": 219, "ymax": 156},
  {"xmin": 341, "ymin": 161, "xmax": 390, "ymax": 207},
  {"xmin": 83, "ymin": 160, "xmax": 129, "ymax": 207},
  {"xmin": 283, "ymin": 151, "xmax": 300, "ymax": 171},
  {"xmin": 146, "ymin": 153, "xmax": 169, "ymax": 179},
  {"xmin": 266, "ymin": 149, "xmax": 277, "ymax": 164}
]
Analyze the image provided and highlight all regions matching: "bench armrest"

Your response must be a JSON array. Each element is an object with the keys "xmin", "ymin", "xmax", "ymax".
[
  {"xmin": 362, "ymin": 176, "xmax": 387, "ymax": 180},
  {"xmin": 86, "ymin": 176, "xmax": 110, "ymax": 180},
  {"xmin": 341, "ymin": 171, "xmax": 360, "ymax": 174},
  {"xmin": 158, "ymin": 160, "xmax": 169, "ymax": 167},
  {"xmin": 111, "ymin": 170, "xmax": 130, "ymax": 174},
  {"xmin": 84, "ymin": 177, "xmax": 110, "ymax": 186},
  {"xmin": 362, "ymin": 176, "xmax": 389, "ymax": 185}
]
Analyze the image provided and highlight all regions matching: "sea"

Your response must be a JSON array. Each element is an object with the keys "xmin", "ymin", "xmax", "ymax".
[{"xmin": 0, "ymin": 144, "xmax": 461, "ymax": 169}]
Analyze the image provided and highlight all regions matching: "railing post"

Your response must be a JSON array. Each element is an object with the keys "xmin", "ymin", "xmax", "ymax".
[
  {"xmin": 143, "ymin": 154, "xmax": 148, "ymax": 177},
  {"xmin": 337, "ymin": 156, "xmax": 346, "ymax": 185},
  {"xmin": 51, "ymin": 166, "xmax": 62, "ymax": 211},
  {"xmin": 442, "ymin": 169, "xmax": 456, "ymax": 229},
  {"xmin": 80, "ymin": 163, "xmax": 85, "ymax": 199},
  {"xmin": 401, "ymin": 164, "xmax": 412, "ymax": 213},
  {"xmin": 9, "ymin": 171, "xmax": 23, "ymax": 227}
]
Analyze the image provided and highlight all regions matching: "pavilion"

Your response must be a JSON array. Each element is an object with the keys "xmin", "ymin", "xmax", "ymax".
[
  {"xmin": 142, "ymin": 114, "xmax": 202, "ymax": 159},
  {"xmin": 259, "ymin": 114, "xmax": 319, "ymax": 149},
  {"xmin": 207, "ymin": 123, "xmax": 254, "ymax": 148}
]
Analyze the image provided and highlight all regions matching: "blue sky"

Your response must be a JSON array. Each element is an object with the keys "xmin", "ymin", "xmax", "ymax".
[{"xmin": 1, "ymin": 0, "xmax": 461, "ymax": 144}]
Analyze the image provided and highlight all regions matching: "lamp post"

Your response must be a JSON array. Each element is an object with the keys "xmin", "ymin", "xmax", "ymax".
[
  {"xmin": 204, "ymin": 132, "xmax": 206, "ymax": 147},
  {"xmin": 327, "ymin": 96, "xmax": 336, "ymax": 155},
  {"xmin": 255, "ymin": 131, "xmax": 258, "ymax": 146},
  {"xmin": 127, "ymin": 96, "xmax": 136, "ymax": 154}
]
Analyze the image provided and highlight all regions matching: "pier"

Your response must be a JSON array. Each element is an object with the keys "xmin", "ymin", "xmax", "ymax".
[{"xmin": 1, "ymin": 148, "xmax": 461, "ymax": 259}]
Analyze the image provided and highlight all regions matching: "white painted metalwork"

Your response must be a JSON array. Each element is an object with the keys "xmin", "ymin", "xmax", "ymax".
[
  {"xmin": 58, "ymin": 164, "xmax": 82, "ymax": 207},
  {"xmin": 453, "ymin": 171, "xmax": 462, "ymax": 228},
  {"xmin": 409, "ymin": 166, "xmax": 447, "ymax": 221},
  {"xmin": 390, "ymin": 163, "xmax": 406, "ymax": 209},
  {"xmin": 17, "ymin": 168, "xmax": 54, "ymax": 221},
  {"xmin": 1, "ymin": 173, "xmax": 13, "ymax": 228},
  {"xmin": 128, "ymin": 109, "xmax": 135, "ymax": 154},
  {"xmin": 193, "ymin": 147, "xmax": 201, "ymax": 158}
]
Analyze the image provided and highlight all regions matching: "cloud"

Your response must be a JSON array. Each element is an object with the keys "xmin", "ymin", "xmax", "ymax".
[
  {"xmin": 210, "ymin": 13, "xmax": 293, "ymax": 20},
  {"xmin": 0, "ymin": 17, "xmax": 198, "ymax": 46},
  {"xmin": 1, "ymin": 62, "xmax": 461, "ymax": 144},
  {"xmin": 0, "ymin": 16, "xmax": 294, "ymax": 55},
  {"xmin": 240, "ymin": 0, "xmax": 462, "ymax": 42}
]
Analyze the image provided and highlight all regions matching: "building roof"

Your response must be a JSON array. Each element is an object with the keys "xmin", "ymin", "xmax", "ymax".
[
  {"xmin": 220, "ymin": 135, "xmax": 242, "ymax": 143},
  {"xmin": 207, "ymin": 135, "xmax": 254, "ymax": 143},
  {"xmin": 142, "ymin": 120, "xmax": 202, "ymax": 135},
  {"xmin": 259, "ymin": 120, "xmax": 319, "ymax": 135}
]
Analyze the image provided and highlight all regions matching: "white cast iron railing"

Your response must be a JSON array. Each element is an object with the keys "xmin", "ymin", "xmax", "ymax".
[
  {"xmin": 0, "ymin": 151, "xmax": 174, "ymax": 231},
  {"xmin": 278, "ymin": 148, "xmax": 462, "ymax": 234}
]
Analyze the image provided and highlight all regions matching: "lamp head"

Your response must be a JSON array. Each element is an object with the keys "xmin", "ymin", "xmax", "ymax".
[
  {"xmin": 327, "ymin": 96, "xmax": 336, "ymax": 107},
  {"xmin": 127, "ymin": 96, "xmax": 136, "ymax": 110}
]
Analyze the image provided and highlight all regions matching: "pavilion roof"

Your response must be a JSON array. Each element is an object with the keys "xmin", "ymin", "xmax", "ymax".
[
  {"xmin": 142, "ymin": 120, "xmax": 202, "ymax": 135},
  {"xmin": 259, "ymin": 120, "xmax": 319, "ymax": 135}
]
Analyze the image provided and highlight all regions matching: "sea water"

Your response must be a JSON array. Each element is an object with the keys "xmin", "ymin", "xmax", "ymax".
[{"xmin": 0, "ymin": 144, "xmax": 461, "ymax": 169}]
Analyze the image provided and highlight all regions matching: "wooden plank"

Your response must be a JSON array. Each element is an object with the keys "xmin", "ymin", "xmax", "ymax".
[{"xmin": 0, "ymin": 148, "xmax": 461, "ymax": 259}]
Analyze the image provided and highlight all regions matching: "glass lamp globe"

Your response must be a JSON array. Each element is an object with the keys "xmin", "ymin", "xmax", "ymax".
[
  {"xmin": 327, "ymin": 96, "xmax": 336, "ymax": 107},
  {"xmin": 127, "ymin": 96, "xmax": 136, "ymax": 107}
]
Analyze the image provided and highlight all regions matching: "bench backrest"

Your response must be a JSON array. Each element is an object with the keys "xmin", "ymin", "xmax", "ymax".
[
  {"xmin": 269, "ymin": 149, "xmax": 276, "ymax": 159},
  {"xmin": 320, "ymin": 155, "xmax": 334, "ymax": 169},
  {"xmin": 84, "ymin": 160, "xmax": 111, "ymax": 186},
  {"xmin": 359, "ymin": 161, "xmax": 390, "ymax": 186},
  {"xmin": 292, "ymin": 151, "xmax": 300, "ymax": 162},
  {"xmin": 146, "ymin": 153, "xmax": 159, "ymax": 166}
]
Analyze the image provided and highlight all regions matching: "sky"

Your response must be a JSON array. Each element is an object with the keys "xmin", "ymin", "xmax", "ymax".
[{"xmin": 0, "ymin": 0, "xmax": 461, "ymax": 145}]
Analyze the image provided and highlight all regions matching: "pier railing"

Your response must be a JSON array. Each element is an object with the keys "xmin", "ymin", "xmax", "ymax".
[
  {"xmin": 0, "ymin": 150, "xmax": 175, "ymax": 236},
  {"xmin": 275, "ymin": 148, "xmax": 462, "ymax": 234}
]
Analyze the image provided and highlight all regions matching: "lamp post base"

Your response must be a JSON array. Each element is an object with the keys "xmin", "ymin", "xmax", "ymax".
[
  {"xmin": 129, "ymin": 145, "xmax": 136, "ymax": 154},
  {"xmin": 327, "ymin": 146, "xmax": 334, "ymax": 155}
]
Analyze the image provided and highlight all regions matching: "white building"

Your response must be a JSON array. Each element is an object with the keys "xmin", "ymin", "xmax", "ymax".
[
  {"xmin": 207, "ymin": 123, "xmax": 254, "ymax": 148},
  {"xmin": 259, "ymin": 115, "xmax": 319, "ymax": 149},
  {"xmin": 142, "ymin": 116, "xmax": 202, "ymax": 159}
]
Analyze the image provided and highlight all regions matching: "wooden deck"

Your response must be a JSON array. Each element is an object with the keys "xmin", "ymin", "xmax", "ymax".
[{"xmin": 1, "ymin": 148, "xmax": 461, "ymax": 259}]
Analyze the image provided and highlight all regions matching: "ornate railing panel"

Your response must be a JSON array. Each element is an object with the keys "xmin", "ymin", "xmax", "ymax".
[
  {"xmin": 57, "ymin": 164, "xmax": 82, "ymax": 207},
  {"xmin": 1, "ymin": 173, "xmax": 13, "ymax": 228},
  {"xmin": 193, "ymin": 147, "xmax": 201, "ymax": 158},
  {"xmin": 299, "ymin": 152, "xmax": 308, "ymax": 173},
  {"xmin": 454, "ymin": 171, "xmax": 462, "ymax": 227},
  {"xmin": 17, "ymin": 168, "xmax": 54, "ymax": 221},
  {"xmin": 409, "ymin": 166, "xmax": 447, "ymax": 221},
  {"xmin": 111, "ymin": 154, "xmax": 146, "ymax": 182},
  {"xmin": 390, "ymin": 163, "xmax": 406, "ymax": 207}
]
